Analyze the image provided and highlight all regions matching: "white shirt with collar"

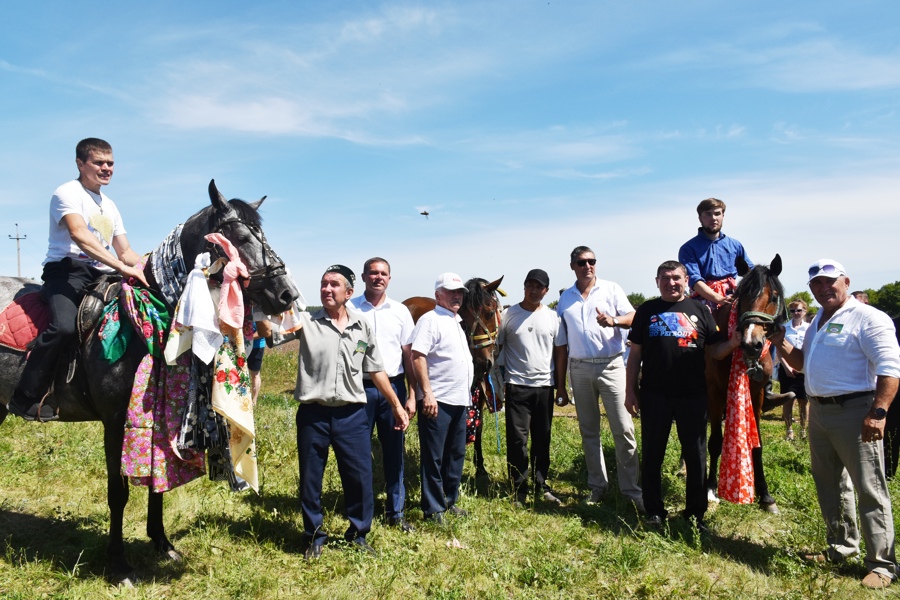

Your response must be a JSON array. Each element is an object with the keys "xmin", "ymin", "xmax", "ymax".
[
  {"xmin": 555, "ymin": 279, "xmax": 633, "ymax": 359},
  {"xmin": 803, "ymin": 298, "xmax": 900, "ymax": 398},
  {"xmin": 350, "ymin": 293, "xmax": 415, "ymax": 377},
  {"xmin": 410, "ymin": 305, "xmax": 474, "ymax": 406}
]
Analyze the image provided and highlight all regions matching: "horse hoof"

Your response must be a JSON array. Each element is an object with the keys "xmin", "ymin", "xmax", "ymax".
[
  {"xmin": 117, "ymin": 576, "xmax": 137, "ymax": 589},
  {"xmin": 707, "ymin": 490, "xmax": 720, "ymax": 504},
  {"xmin": 475, "ymin": 469, "xmax": 490, "ymax": 480},
  {"xmin": 760, "ymin": 502, "xmax": 780, "ymax": 515},
  {"xmin": 162, "ymin": 548, "xmax": 183, "ymax": 563}
]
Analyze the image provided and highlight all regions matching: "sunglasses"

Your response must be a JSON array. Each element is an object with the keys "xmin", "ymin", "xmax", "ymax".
[
  {"xmin": 789, "ymin": 308, "xmax": 805, "ymax": 313},
  {"xmin": 808, "ymin": 264, "xmax": 841, "ymax": 278},
  {"xmin": 575, "ymin": 258, "xmax": 597, "ymax": 267}
]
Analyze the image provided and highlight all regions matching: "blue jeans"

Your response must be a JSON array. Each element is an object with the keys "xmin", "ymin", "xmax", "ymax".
[
  {"xmin": 296, "ymin": 402, "xmax": 373, "ymax": 548},
  {"xmin": 418, "ymin": 401, "xmax": 467, "ymax": 517},
  {"xmin": 365, "ymin": 375, "xmax": 408, "ymax": 520}
]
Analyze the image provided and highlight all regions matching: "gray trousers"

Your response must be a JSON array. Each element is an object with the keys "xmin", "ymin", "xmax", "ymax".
[
  {"xmin": 809, "ymin": 394, "xmax": 897, "ymax": 578},
  {"xmin": 568, "ymin": 356, "xmax": 641, "ymax": 501}
]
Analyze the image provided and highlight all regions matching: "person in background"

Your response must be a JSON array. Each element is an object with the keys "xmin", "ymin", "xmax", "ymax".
[
  {"xmin": 852, "ymin": 291, "xmax": 870, "ymax": 304},
  {"xmin": 779, "ymin": 300, "xmax": 810, "ymax": 441}
]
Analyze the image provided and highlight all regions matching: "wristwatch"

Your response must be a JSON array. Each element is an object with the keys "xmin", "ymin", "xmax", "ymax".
[
  {"xmin": 870, "ymin": 407, "xmax": 888, "ymax": 420},
  {"xmin": 612, "ymin": 317, "xmax": 620, "ymax": 327}
]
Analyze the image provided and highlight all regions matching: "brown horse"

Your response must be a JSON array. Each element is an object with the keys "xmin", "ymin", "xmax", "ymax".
[
  {"xmin": 706, "ymin": 254, "xmax": 787, "ymax": 513},
  {"xmin": 404, "ymin": 276, "xmax": 504, "ymax": 477}
]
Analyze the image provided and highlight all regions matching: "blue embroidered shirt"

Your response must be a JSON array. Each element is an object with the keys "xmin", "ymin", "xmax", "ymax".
[{"xmin": 678, "ymin": 229, "xmax": 753, "ymax": 289}]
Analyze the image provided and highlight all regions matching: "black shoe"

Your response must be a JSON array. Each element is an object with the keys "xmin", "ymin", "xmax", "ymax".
[
  {"xmin": 425, "ymin": 512, "xmax": 445, "ymax": 525},
  {"xmin": 350, "ymin": 537, "xmax": 376, "ymax": 556},
  {"xmin": 447, "ymin": 505, "xmax": 468, "ymax": 517},
  {"xmin": 644, "ymin": 514, "xmax": 665, "ymax": 529},
  {"xmin": 8, "ymin": 400, "xmax": 58, "ymax": 422},
  {"xmin": 388, "ymin": 517, "xmax": 416, "ymax": 533},
  {"xmin": 303, "ymin": 543, "xmax": 323, "ymax": 561}
]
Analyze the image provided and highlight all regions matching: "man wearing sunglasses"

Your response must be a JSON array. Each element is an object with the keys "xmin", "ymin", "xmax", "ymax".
[
  {"xmin": 554, "ymin": 246, "xmax": 642, "ymax": 511},
  {"xmin": 772, "ymin": 259, "xmax": 900, "ymax": 590}
]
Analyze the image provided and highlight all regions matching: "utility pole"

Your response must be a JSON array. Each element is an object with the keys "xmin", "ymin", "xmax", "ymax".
[{"xmin": 9, "ymin": 223, "xmax": 26, "ymax": 278}]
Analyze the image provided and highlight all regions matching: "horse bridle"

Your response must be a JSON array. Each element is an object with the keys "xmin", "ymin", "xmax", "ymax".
[
  {"xmin": 208, "ymin": 216, "xmax": 287, "ymax": 291},
  {"xmin": 736, "ymin": 287, "xmax": 788, "ymax": 381}
]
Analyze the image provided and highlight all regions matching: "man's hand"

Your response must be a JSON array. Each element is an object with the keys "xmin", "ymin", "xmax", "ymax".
[
  {"xmin": 392, "ymin": 403, "xmax": 410, "ymax": 431},
  {"xmin": 595, "ymin": 308, "xmax": 617, "ymax": 327},
  {"xmin": 556, "ymin": 387, "xmax": 570, "ymax": 407},
  {"xmin": 122, "ymin": 263, "xmax": 149, "ymax": 288},
  {"xmin": 624, "ymin": 389, "xmax": 640, "ymax": 417},
  {"xmin": 405, "ymin": 396, "xmax": 417, "ymax": 419},
  {"xmin": 421, "ymin": 390, "xmax": 439, "ymax": 419}
]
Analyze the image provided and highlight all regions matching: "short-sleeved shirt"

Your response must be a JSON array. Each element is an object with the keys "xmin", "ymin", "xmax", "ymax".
[
  {"xmin": 498, "ymin": 303, "xmax": 559, "ymax": 387},
  {"xmin": 678, "ymin": 229, "xmax": 753, "ymax": 289},
  {"xmin": 45, "ymin": 179, "xmax": 126, "ymax": 270},
  {"xmin": 349, "ymin": 294, "xmax": 415, "ymax": 377},
  {"xmin": 803, "ymin": 298, "xmax": 900, "ymax": 398},
  {"xmin": 410, "ymin": 305, "xmax": 473, "ymax": 406},
  {"xmin": 294, "ymin": 308, "xmax": 384, "ymax": 407},
  {"xmin": 555, "ymin": 279, "xmax": 633, "ymax": 359},
  {"xmin": 628, "ymin": 297, "xmax": 720, "ymax": 396}
]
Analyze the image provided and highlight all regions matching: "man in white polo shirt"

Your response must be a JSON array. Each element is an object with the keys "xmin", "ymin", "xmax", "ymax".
[
  {"xmin": 554, "ymin": 246, "xmax": 642, "ymax": 511},
  {"xmin": 774, "ymin": 259, "xmax": 900, "ymax": 590},
  {"xmin": 411, "ymin": 272, "xmax": 474, "ymax": 524},
  {"xmin": 350, "ymin": 257, "xmax": 417, "ymax": 533}
]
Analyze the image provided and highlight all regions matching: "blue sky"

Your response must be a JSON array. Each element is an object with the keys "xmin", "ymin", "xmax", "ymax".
[{"xmin": 2, "ymin": 1, "xmax": 899, "ymax": 304}]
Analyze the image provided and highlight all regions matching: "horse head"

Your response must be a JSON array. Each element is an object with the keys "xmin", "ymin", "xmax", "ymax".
[
  {"xmin": 179, "ymin": 180, "xmax": 300, "ymax": 316},
  {"xmin": 460, "ymin": 276, "xmax": 504, "ymax": 381},
  {"xmin": 735, "ymin": 254, "xmax": 786, "ymax": 368}
]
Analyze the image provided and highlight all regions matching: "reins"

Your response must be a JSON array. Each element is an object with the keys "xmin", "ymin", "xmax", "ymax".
[{"xmin": 206, "ymin": 216, "xmax": 287, "ymax": 290}]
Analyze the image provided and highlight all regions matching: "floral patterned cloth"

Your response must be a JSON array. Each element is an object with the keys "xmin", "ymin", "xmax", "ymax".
[
  {"xmin": 718, "ymin": 302, "xmax": 762, "ymax": 504},
  {"xmin": 211, "ymin": 334, "xmax": 258, "ymax": 491}
]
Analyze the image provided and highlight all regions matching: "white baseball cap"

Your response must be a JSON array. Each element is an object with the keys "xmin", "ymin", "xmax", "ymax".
[
  {"xmin": 807, "ymin": 259, "xmax": 847, "ymax": 284},
  {"xmin": 435, "ymin": 272, "xmax": 467, "ymax": 291}
]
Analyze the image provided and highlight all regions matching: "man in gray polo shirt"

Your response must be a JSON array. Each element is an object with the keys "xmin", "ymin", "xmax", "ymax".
[{"xmin": 294, "ymin": 264, "xmax": 409, "ymax": 559}]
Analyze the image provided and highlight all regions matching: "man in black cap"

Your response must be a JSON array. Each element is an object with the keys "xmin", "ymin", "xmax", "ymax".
[
  {"xmin": 293, "ymin": 264, "xmax": 409, "ymax": 559},
  {"xmin": 497, "ymin": 269, "xmax": 562, "ymax": 506}
]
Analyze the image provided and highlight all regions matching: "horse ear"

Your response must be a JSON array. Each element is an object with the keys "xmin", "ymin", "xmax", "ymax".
[
  {"xmin": 736, "ymin": 256, "xmax": 750, "ymax": 277},
  {"xmin": 770, "ymin": 254, "xmax": 782, "ymax": 277},
  {"xmin": 250, "ymin": 196, "xmax": 267, "ymax": 211},
  {"xmin": 485, "ymin": 276, "xmax": 504, "ymax": 295},
  {"xmin": 208, "ymin": 179, "xmax": 229, "ymax": 212}
]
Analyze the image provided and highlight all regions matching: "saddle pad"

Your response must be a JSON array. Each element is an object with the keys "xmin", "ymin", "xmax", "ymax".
[{"xmin": 0, "ymin": 292, "xmax": 50, "ymax": 352}]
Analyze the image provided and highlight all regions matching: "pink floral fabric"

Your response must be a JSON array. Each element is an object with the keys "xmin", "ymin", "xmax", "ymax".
[{"xmin": 718, "ymin": 303, "xmax": 762, "ymax": 504}]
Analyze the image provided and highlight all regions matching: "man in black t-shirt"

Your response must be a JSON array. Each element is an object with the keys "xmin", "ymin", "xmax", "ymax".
[{"xmin": 626, "ymin": 260, "xmax": 726, "ymax": 531}]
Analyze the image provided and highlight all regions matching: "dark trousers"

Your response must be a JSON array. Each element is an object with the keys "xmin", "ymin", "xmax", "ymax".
[
  {"xmin": 640, "ymin": 389, "xmax": 708, "ymax": 520},
  {"xmin": 505, "ymin": 384, "xmax": 554, "ymax": 501},
  {"xmin": 14, "ymin": 258, "xmax": 102, "ymax": 404},
  {"xmin": 296, "ymin": 402, "xmax": 373, "ymax": 548},
  {"xmin": 364, "ymin": 375, "xmax": 408, "ymax": 519},
  {"xmin": 418, "ymin": 401, "xmax": 467, "ymax": 517}
]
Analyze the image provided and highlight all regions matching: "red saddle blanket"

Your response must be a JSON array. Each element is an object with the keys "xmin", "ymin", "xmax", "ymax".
[{"xmin": 0, "ymin": 292, "xmax": 50, "ymax": 352}]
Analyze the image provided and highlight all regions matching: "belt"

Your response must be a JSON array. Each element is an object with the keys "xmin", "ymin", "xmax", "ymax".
[
  {"xmin": 363, "ymin": 373, "xmax": 406, "ymax": 389},
  {"xmin": 809, "ymin": 391, "xmax": 874, "ymax": 405},
  {"xmin": 571, "ymin": 353, "xmax": 623, "ymax": 364}
]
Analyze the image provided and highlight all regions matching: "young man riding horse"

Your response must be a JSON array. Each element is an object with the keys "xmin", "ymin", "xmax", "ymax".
[{"xmin": 9, "ymin": 138, "xmax": 148, "ymax": 421}]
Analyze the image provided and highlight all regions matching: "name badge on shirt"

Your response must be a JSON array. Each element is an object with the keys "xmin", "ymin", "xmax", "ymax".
[
  {"xmin": 825, "ymin": 323, "xmax": 843, "ymax": 334},
  {"xmin": 355, "ymin": 340, "xmax": 369, "ymax": 354}
]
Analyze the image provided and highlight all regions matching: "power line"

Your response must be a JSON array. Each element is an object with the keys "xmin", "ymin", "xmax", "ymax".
[{"xmin": 9, "ymin": 223, "xmax": 26, "ymax": 278}]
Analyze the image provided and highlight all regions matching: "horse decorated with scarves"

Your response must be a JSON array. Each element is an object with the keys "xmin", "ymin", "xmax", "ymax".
[
  {"xmin": 404, "ymin": 276, "xmax": 504, "ymax": 478},
  {"xmin": 706, "ymin": 254, "xmax": 787, "ymax": 513},
  {"xmin": 0, "ymin": 180, "xmax": 299, "ymax": 585}
]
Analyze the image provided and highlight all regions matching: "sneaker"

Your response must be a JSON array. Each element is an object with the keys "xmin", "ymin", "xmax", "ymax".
[
  {"xmin": 350, "ymin": 537, "xmax": 377, "ymax": 556},
  {"xmin": 303, "ymin": 542, "xmax": 324, "ymax": 561},
  {"xmin": 388, "ymin": 517, "xmax": 415, "ymax": 533},
  {"xmin": 801, "ymin": 551, "xmax": 829, "ymax": 564},
  {"xmin": 587, "ymin": 488, "xmax": 605, "ymax": 504},
  {"xmin": 7, "ymin": 400, "xmax": 58, "ymax": 422},
  {"xmin": 861, "ymin": 571, "xmax": 892, "ymax": 589},
  {"xmin": 644, "ymin": 514, "xmax": 664, "ymax": 529},
  {"xmin": 542, "ymin": 491, "xmax": 563, "ymax": 506},
  {"xmin": 447, "ymin": 505, "xmax": 468, "ymax": 517}
]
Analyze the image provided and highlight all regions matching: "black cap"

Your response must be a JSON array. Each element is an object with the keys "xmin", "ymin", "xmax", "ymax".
[
  {"xmin": 325, "ymin": 264, "xmax": 356, "ymax": 286},
  {"xmin": 524, "ymin": 268, "xmax": 550, "ymax": 288}
]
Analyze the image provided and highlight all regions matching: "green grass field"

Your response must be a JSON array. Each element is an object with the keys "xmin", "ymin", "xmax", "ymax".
[{"xmin": 0, "ymin": 349, "xmax": 897, "ymax": 599}]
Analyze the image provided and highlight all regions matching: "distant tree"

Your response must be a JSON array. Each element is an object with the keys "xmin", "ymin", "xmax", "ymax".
[
  {"xmin": 627, "ymin": 292, "xmax": 647, "ymax": 308},
  {"xmin": 871, "ymin": 281, "xmax": 900, "ymax": 317},
  {"xmin": 547, "ymin": 300, "xmax": 558, "ymax": 310}
]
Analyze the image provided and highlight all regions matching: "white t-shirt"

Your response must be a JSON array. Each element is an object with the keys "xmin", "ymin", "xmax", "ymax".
[
  {"xmin": 410, "ymin": 305, "xmax": 474, "ymax": 406},
  {"xmin": 498, "ymin": 303, "xmax": 559, "ymax": 387},
  {"xmin": 45, "ymin": 179, "xmax": 125, "ymax": 271},
  {"xmin": 555, "ymin": 279, "xmax": 633, "ymax": 359},
  {"xmin": 349, "ymin": 294, "xmax": 415, "ymax": 377}
]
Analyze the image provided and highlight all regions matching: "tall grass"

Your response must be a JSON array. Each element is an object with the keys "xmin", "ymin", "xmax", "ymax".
[{"xmin": 0, "ymin": 348, "xmax": 895, "ymax": 598}]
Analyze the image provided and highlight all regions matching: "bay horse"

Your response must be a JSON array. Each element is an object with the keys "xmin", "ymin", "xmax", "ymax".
[
  {"xmin": 0, "ymin": 180, "xmax": 299, "ymax": 584},
  {"xmin": 706, "ymin": 254, "xmax": 787, "ymax": 513},
  {"xmin": 403, "ymin": 276, "xmax": 504, "ymax": 478}
]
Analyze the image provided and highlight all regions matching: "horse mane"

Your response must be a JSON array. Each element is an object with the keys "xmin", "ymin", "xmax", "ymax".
[
  {"xmin": 463, "ymin": 277, "xmax": 494, "ymax": 312},
  {"xmin": 735, "ymin": 264, "xmax": 787, "ymax": 327}
]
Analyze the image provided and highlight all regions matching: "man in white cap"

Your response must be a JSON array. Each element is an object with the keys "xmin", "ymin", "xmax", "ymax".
[
  {"xmin": 773, "ymin": 259, "xmax": 900, "ymax": 589},
  {"xmin": 411, "ymin": 272, "xmax": 474, "ymax": 524},
  {"xmin": 497, "ymin": 268, "xmax": 562, "ymax": 507}
]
